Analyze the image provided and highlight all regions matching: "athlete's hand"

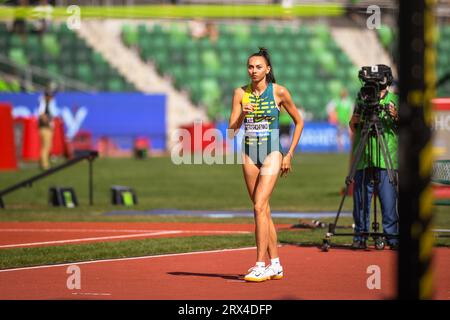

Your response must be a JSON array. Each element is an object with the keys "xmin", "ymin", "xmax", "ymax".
[
  {"xmin": 242, "ymin": 104, "xmax": 255, "ymax": 114},
  {"xmin": 280, "ymin": 153, "xmax": 293, "ymax": 178}
]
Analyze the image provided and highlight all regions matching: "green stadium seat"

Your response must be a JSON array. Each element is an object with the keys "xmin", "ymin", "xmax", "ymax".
[
  {"xmin": 189, "ymin": 82, "xmax": 203, "ymax": 104},
  {"xmin": 0, "ymin": 33, "xmax": 7, "ymax": 50},
  {"xmin": 441, "ymin": 25, "xmax": 450, "ymax": 37},
  {"xmin": 0, "ymin": 23, "xmax": 7, "ymax": 34},
  {"xmin": 139, "ymin": 36, "xmax": 152, "ymax": 51},
  {"xmin": 278, "ymin": 38, "xmax": 291, "ymax": 51},
  {"xmin": 10, "ymin": 79, "xmax": 21, "ymax": 92},
  {"xmin": 298, "ymin": 80, "xmax": 314, "ymax": 94},
  {"xmin": 201, "ymin": 49, "xmax": 220, "ymax": 75},
  {"xmin": 42, "ymin": 34, "xmax": 60, "ymax": 58},
  {"xmin": 122, "ymin": 24, "xmax": 139, "ymax": 47},
  {"xmin": 169, "ymin": 24, "xmax": 188, "ymax": 45},
  {"xmin": 149, "ymin": 24, "xmax": 164, "ymax": 36},
  {"xmin": 309, "ymin": 37, "xmax": 326, "ymax": 54},
  {"xmin": 92, "ymin": 52, "xmax": 107, "ymax": 65},
  {"xmin": 57, "ymin": 23, "xmax": 74, "ymax": 38},
  {"xmin": 169, "ymin": 65, "xmax": 184, "ymax": 86},
  {"xmin": 61, "ymin": 64, "xmax": 74, "ymax": 77},
  {"xmin": 303, "ymin": 95, "xmax": 320, "ymax": 111},
  {"xmin": 232, "ymin": 24, "xmax": 251, "ymax": 42},
  {"xmin": 9, "ymin": 34, "xmax": 24, "ymax": 48},
  {"xmin": 151, "ymin": 35, "xmax": 168, "ymax": 51},
  {"xmin": 28, "ymin": 48, "xmax": 43, "ymax": 64},
  {"xmin": 298, "ymin": 25, "xmax": 312, "ymax": 37},
  {"xmin": 75, "ymin": 49, "xmax": 91, "ymax": 63},
  {"xmin": 9, "ymin": 48, "xmax": 28, "ymax": 67},
  {"xmin": 318, "ymin": 51, "xmax": 337, "ymax": 74},
  {"xmin": 198, "ymin": 37, "xmax": 214, "ymax": 51},
  {"xmin": 292, "ymin": 37, "xmax": 308, "ymax": 51},
  {"xmin": 439, "ymin": 38, "xmax": 450, "ymax": 52},
  {"xmin": 327, "ymin": 80, "xmax": 343, "ymax": 97},
  {"xmin": 313, "ymin": 24, "xmax": 331, "ymax": 41},
  {"xmin": 257, "ymin": 37, "xmax": 277, "ymax": 51},
  {"xmin": 58, "ymin": 36, "xmax": 76, "ymax": 51},
  {"xmin": 25, "ymin": 35, "xmax": 40, "ymax": 51},
  {"xmin": 200, "ymin": 78, "xmax": 221, "ymax": 104},
  {"xmin": 76, "ymin": 63, "xmax": 93, "ymax": 83},
  {"xmin": 377, "ymin": 24, "xmax": 394, "ymax": 48},
  {"xmin": 107, "ymin": 78, "xmax": 125, "ymax": 91},
  {"xmin": 283, "ymin": 67, "xmax": 298, "ymax": 81},
  {"xmin": 46, "ymin": 63, "xmax": 60, "ymax": 78},
  {"xmin": 347, "ymin": 66, "xmax": 360, "ymax": 81},
  {"xmin": 188, "ymin": 69, "xmax": 204, "ymax": 86},
  {"xmin": 137, "ymin": 24, "xmax": 148, "ymax": 37},
  {"xmin": 0, "ymin": 79, "xmax": 9, "ymax": 91}
]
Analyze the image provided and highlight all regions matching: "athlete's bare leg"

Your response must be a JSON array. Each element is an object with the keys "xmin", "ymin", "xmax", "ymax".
[{"xmin": 242, "ymin": 152, "xmax": 282, "ymax": 263}]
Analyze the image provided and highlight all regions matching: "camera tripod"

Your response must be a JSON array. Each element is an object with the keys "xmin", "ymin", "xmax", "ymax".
[{"xmin": 322, "ymin": 110, "xmax": 399, "ymax": 251}]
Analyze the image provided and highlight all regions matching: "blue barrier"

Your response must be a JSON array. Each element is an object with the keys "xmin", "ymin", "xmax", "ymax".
[
  {"xmin": 297, "ymin": 122, "xmax": 351, "ymax": 153},
  {"xmin": 0, "ymin": 92, "xmax": 166, "ymax": 151}
]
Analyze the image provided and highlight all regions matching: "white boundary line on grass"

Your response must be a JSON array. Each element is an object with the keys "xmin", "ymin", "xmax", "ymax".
[
  {"xmin": 0, "ymin": 246, "xmax": 257, "ymax": 273},
  {"xmin": 0, "ymin": 230, "xmax": 251, "ymax": 249},
  {"xmin": 0, "ymin": 231, "xmax": 182, "ymax": 249}
]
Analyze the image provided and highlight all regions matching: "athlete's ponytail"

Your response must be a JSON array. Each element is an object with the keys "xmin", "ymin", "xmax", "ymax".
[{"xmin": 248, "ymin": 47, "xmax": 276, "ymax": 83}]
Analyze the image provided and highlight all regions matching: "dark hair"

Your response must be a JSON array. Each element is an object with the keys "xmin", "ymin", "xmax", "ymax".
[{"xmin": 248, "ymin": 47, "xmax": 276, "ymax": 83}]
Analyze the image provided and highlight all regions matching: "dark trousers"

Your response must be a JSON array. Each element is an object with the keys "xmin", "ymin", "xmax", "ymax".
[{"xmin": 352, "ymin": 168, "xmax": 399, "ymax": 245}]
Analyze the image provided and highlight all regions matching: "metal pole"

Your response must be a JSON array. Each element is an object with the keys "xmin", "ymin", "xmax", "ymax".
[{"xmin": 398, "ymin": 0, "xmax": 436, "ymax": 299}]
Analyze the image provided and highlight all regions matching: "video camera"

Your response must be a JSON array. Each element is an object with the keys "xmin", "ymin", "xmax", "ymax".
[{"xmin": 357, "ymin": 64, "xmax": 394, "ymax": 117}]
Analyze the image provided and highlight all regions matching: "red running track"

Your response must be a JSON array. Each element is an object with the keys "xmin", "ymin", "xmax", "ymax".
[{"xmin": 0, "ymin": 245, "xmax": 449, "ymax": 300}]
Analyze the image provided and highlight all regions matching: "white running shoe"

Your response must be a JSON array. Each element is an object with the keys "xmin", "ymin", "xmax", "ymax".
[
  {"xmin": 244, "ymin": 266, "xmax": 269, "ymax": 282},
  {"xmin": 264, "ymin": 264, "xmax": 284, "ymax": 280}
]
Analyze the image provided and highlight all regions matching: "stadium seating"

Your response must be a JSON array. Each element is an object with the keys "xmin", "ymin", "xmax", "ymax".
[
  {"xmin": 123, "ymin": 22, "xmax": 361, "ymax": 120},
  {"xmin": 0, "ymin": 78, "xmax": 21, "ymax": 92},
  {"xmin": 0, "ymin": 22, "xmax": 136, "ymax": 92},
  {"xmin": 377, "ymin": 23, "xmax": 450, "ymax": 98},
  {"xmin": 437, "ymin": 25, "xmax": 450, "ymax": 97}
]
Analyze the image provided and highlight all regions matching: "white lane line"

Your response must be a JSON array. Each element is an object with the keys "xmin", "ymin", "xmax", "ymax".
[
  {"xmin": 0, "ymin": 231, "xmax": 182, "ymax": 249},
  {"xmin": 181, "ymin": 230, "xmax": 251, "ymax": 234},
  {"xmin": 0, "ymin": 229, "xmax": 251, "ymax": 234},
  {"xmin": 0, "ymin": 246, "xmax": 256, "ymax": 273},
  {"xmin": 0, "ymin": 228, "xmax": 173, "ymax": 233},
  {"xmin": 71, "ymin": 292, "xmax": 112, "ymax": 296}
]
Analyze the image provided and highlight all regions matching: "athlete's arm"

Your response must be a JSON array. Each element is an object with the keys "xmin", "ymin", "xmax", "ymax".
[
  {"xmin": 276, "ymin": 84, "xmax": 304, "ymax": 177},
  {"xmin": 228, "ymin": 87, "xmax": 252, "ymax": 137}
]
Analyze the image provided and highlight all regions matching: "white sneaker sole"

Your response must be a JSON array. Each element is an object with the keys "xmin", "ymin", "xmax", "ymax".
[
  {"xmin": 269, "ymin": 274, "xmax": 283, "ymax": 280},
  {"xmin": 244, "ymin": 276, "xmax": 269, "ymax": 282}
]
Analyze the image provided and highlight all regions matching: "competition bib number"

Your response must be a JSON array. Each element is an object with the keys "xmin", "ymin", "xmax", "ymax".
[{"xmin": 245, "ymin": 121, "xmax": 269, "ymax": 136}]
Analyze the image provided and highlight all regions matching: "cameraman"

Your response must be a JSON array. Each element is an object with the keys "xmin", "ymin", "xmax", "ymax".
[{"xmin": 349, "ymin": 65, "xmax": 399, "ymax": 250}]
